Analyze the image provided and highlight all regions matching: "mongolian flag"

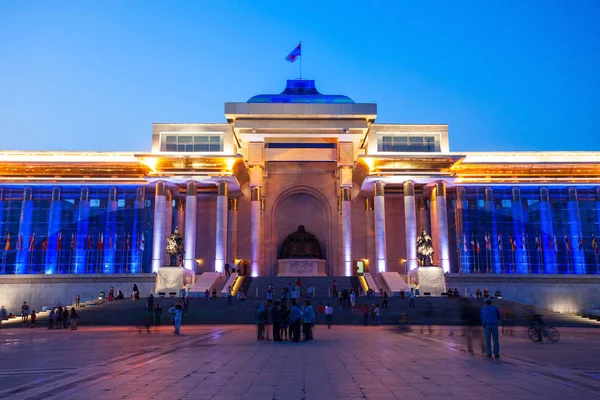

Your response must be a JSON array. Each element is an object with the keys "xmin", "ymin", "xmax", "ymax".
[
  {"xmin": 509, "ymin": 235, "xmax": 516, "ymax": 251},
  {"xmin": 4, "ymin": 232, "xmax": 10, "ymax": 251},
  {"xmin": 578, "ymin": 235, "xmax": 584, "ymax": 252},
  {"xmin": 484, "ymin": 232, "xmax": 491, "ymax": 250},
  {"xmin": 565, "ymin": 235, "xmax": 571, "ymax": 252},
  {"xmin": 41, "ymin": 236, "xmax": 48, "ymax": 252},
  {"xmin": 470, "ymin": 236, "xmax": 475, "ymax": 253},
  {"xmin": 70, "ymin": 233, "xmax": 76, "ymax": 251},
  {"xmin": 139, "ymin": 234, "xmax": 145, "ymax": 251},
  {"xmin": 86, "ymin": 233, "xmax": 92, "ymax": 250},
  {"xmin": 592, "ymin": 234, "xmax": 599, "ymax": 255},
  {"xmin": 98, "ymin": 232, "xmax": 104, "ymax": 250},
  {"xmin": 476, "ymin": 237, "xmax": 481, "ymax": 254},
  {"xmin": 18, "ymin": 234, "xmax": 24, "ymax": 251},
  {"xmin": 57, "ymin": 232, "xmax": 62, "ymax": 251},
  {"xmin": 285, "ymin": 42, "xmax": 301, "ymax": 62},
  {"xmin": 535, "ymin": 233, "xmax": 542, "ymax": 252},
  {"xmin": 497, "ymin": 234, "xmax": 503, "ymax": 251},
  {"xmin": 553, "ymin": 234, "xmax": 558, "ymax": 252},
  {"xmin": 28, "ymin": 233, "xmax": 36, "ymax": 251}
]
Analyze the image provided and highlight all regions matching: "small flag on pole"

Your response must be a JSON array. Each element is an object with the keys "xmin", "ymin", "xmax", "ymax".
[
  {"xmin": 140, "ymin": 234, "xmax": 145, "ymax": 251},
  {"xmin": 28, "ymin": 233, "xmax": 36, "ymax": 251},
  {"xmin": 285, "ymin": 42, "xmax": 301, "ymax": 62},
  {"xmin": 57, "ymin": 232, "xmax": 62, "ymax": 251},
  {"xmin": 498, "ymin": 233, "xmax": 503, "ymax": 251},
  {"xmin": 98, "ymin": 232, "xmax": 104, "ymax": 250},
  {"xmin": 41, "ymin": 236, "xmax": 48, "ymax": 252},
  {"xmin": 4, "ymin": 233, "xmax": 10, "ymax": 251},
  {"xmin": 592, "ymin": 233, "xmax": 599, "ymax": 255},
  {"xmin": 18, "ymin": 235, "xmax": 23, "ymax": 251},
  {"xmin": 565, "ymin": 235, "xmax": 571, "ymax": 252}
]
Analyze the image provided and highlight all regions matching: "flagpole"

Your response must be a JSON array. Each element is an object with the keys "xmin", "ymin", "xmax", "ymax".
[{"xmin": 299, "ymin": 41, "xmax": 302, "ymax": 79}]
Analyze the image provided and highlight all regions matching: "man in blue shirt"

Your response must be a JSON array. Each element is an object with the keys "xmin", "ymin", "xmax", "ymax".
[
  {"xmin": 290, "ymin": 301, "xmax": 302, "ymax": 342},
  {"xmin": 480, "ymin": 298, "xmax": 501, "ymax": 358}
]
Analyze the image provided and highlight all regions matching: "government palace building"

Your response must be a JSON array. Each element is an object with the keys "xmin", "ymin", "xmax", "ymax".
[{"xmin": 1, "ymin": 79, "xmax": 600, "ymax": 313}]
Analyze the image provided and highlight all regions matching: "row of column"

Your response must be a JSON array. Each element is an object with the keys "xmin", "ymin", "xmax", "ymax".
[
  {"xmin": 151, "ymin": 180, "xmax": 241, "ymax": 274},
  {"xmin": 355, "ymin": 180, "xmax": 450, "ymax": 274},
  {"xmin": 5, "ymin": 186, "xmax": 146, "ymax": 274}
]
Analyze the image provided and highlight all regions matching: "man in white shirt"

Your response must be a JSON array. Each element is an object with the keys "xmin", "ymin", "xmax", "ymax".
[{"xmin": 325, "ymin": 303, "xmax": 333, "ymax": 329}]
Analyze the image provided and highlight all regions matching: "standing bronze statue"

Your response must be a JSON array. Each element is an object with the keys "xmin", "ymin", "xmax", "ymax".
[
  {"xmin": 279, "ymin": 225, "xmax": 323, "ymax": 259},
  {"xmin": 166, "ymin": 227, "xmax": 185, "ymax": 266},
  {"xmin": 417, "ymin": 229, "xmax": 434, "ymax": 266}
]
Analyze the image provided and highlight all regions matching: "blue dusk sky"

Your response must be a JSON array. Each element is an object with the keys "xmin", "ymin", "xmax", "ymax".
[{"xmin": 0, "ymin": 1, "xmax": 598, "ymax": 153}]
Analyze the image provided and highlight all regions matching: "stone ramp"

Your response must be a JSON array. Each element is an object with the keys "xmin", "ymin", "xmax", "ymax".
[{"xmin": 18, "ymin": 294, "xmax": 598, "ymax": 328}]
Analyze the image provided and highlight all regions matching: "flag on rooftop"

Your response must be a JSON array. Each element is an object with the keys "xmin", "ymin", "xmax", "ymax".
[{"xmin": 285, "ymin": 42, "xmax": 301, "ymax": 63}]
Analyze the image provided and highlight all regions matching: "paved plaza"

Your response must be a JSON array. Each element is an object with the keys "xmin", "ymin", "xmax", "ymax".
[{"xmin": 1, "ymin": 324, "xmax": 599, "ymax": 400}]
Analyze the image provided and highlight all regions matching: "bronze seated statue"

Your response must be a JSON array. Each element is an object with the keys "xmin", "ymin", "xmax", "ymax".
[{"xmin": 279, "ymin": 225, "xmax": 323, "ymax": 259}]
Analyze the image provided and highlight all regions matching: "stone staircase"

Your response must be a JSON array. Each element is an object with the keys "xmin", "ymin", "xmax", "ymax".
[{"xmin": 12, "ymin": 291, "xmax": 596, "ymax": 328}]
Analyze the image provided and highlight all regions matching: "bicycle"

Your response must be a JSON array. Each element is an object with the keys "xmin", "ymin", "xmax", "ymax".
[{"xmin": 527, "ymin": 325, "xmax": 560, "ymax": 342}]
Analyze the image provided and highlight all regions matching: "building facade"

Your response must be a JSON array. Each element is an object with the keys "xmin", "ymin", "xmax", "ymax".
[{"xmin": 2, "ymin": 79, "xmax": 600, "ymax": 278}]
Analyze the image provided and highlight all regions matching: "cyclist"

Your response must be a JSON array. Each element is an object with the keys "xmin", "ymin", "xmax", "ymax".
[{"xmin": 528, "ymin": 308, "xmax": 545, "ymax": 341}]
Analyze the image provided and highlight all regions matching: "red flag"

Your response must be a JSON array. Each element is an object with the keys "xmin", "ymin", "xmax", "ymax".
[
  {"xmin": 565, "ymin": 235, "xmax": 571, "ymax": 252},
  {"xmin": 41, "ymin": 236, "xmax": 48, "ymax": 252},
  {"xmin": 70, "ymin": 233, "xmax": 76, "ymax": 251},
  {"xmin": 86, "ymin": 233, "xmax": 92, "ymax": 250},
  {"xmin": 4, "ymin": 233, "xmax": 10, "ymax": 251},
  {"xmin": 98, "ymin": 232, "xmax": 104, "ymax": 250},
  {"xmin": 285, "ymin": 42, "xmax": 301, "ymax": 62},
  {"xmin": 484, "ymin": 233, "xmax": 491, "ymax": 250},
  {"xmin": 509, "ymin": 236, "xmax": 516, "ymax": 251},
  {"xmin": 57, "ymin": 232, "xmax": 62, "ymax": 251},
  {"xmin": 18, "ymin": 235, "xmax": 23, "ymax": 251},
  {"xmin": 476, "ymin": 238, "xmax": 481, "ymax": 254},
  {"xmin": 592, "ymin": 234, "xmax": 599, "ymax": 255},
  {"xmin": 28, "ymin": 233, "xmax": 36, "ymax": 251}
]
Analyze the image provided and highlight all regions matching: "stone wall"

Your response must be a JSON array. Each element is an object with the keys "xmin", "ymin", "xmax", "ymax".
[
  {"xmin": 0, "ymin": 274, "xmax": 155, "ymax": 315},
  {"xmin": 446, "ymin": 274, "xmax": 600, "ymax": 314}
]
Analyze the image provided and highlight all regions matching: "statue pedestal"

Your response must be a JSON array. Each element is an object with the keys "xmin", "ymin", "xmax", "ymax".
[
  {"xmin": 155, "ymin": 267, "xmax": 195, "ymax": 296},
  {"xmin": 407, "ymin": 266, "xmax": 446, "ymax": 296},
  {"xmin": 277, "ymin": 259, "xmax": 327, "ymax": 276}
]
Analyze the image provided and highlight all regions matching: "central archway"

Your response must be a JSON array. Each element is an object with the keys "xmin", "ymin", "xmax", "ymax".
[{"xmin": 268, "ymin": 185, "xmax": 334, "ymax": 276}]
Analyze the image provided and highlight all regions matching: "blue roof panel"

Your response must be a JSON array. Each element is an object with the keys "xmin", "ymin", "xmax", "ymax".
[{"xmin": 247, "ymin": 79, "xmax": 354, "ymax": 104}]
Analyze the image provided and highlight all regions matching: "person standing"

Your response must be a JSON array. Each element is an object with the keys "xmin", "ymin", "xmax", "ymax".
[
  {"xmin": 302, "ymin": 300, "xmax": 314, "ymax": 341},
  {"xmin": 21, "ymin": 302, "xmax": 30, "ymax": 324},
  {"xmin": 47, "ymin": 307, "xmax": 55, "ymax": 329},
  {"xmin": 381, "ymin": 291, "xmax": 388, "ymax": 309},
  {"xmin": 361, "ymin": 303, "xmax": 369, "ymax": 326},
  {"xmin": 290, "ymin": 301, "xmax": 302, "ymax": 342},
  {"xmin": 325, "ymin": 303, "xmax": 333, "ymax": 329},
  {"xmin": 225, "ymin": 261, "xmax": 230, "ymax": 277},
  {"xmin": 271, "ymin": 301, "xmax": 281, "ymax": 341},
  {"xmin": 480, "ymin": 298, "xmax": 501, "ymax": 358},
  {"xmin": 30, "ymin": 310, "xmax": 36, "ymax": 328},
  {"xmin": 227, "ymin": 286, "xmax": 233, "ymax": 306},
  {"xmin": 155, "ymin": 302, "xmax": 162, "ymax": 326},
  {"xmin": 75, "ymin": 295, "xmax": 80, "ymax": 307},
  {"xmin": 409, "ymin": 288, "xmax": 416, "ymax": 308},
  {"xmin": 70, "ymin": 307, "xmax": 79, "ymax": 330},
  {"xmin": 0, "ymin": 305, "xmax": 6, "ymax": 329},
  {"xmin": 374, "ymin": 304, "xmax": 380, "ymax": 326},
  {"xmin": 170, "ymin": 302, "xmax": 183, "ymax": 335},
  {"xmin": 317, "ymin": 303, "xmax": 325, "ymax": 324},
  {"xmin": 332, "ymin": 280, "xmax": 338, "ymax": 298}
]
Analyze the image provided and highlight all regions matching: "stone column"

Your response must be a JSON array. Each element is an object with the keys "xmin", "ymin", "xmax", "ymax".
[
  {"xmin": 215, "ymin": 181, "xmax": 229, "ymax": 274},
  {"xmin": 163, "ymin": 188, "xmax": 173, "ymax": 266},
  {"xmin": 250, "ymin": 187, "xmax": 262, "ymax": 277},
  {"xmin": 341, "ymin": 187, "xmax": 352, "ymax": 276},
  {"xmin": 539, "ymin": 188, "xmax": 556, "ymax": 274},
  {"xmin": 403, "ymin": 181, "xmax": 418, "ymax": 271},
  {"xmin": 373, "ymin": 181, "xmax": 387, "ymax": 273},
  {"xmin": 228, "ymin": 198, "xmax": 239, "ymax": 265},
  {"xmin": 174, "ymin": 197, "xmax": 185, "ymax": 237},
  {"xmin": 429, "ymin": 190, "xmax": 440, "ymax": 266},
  {"xmin": 364, "ymin": 198, "xmax": 375, "ymax": 270},
  {"xmin": 44, "ymin": 187, "xmax": 62, "ymax": 274},
  {"xmin": 455, "ymin": 187, "xmax": 469, "ymax": 273},
  {"xmin": 567, "ymin": 187, "xmax": 585, "ymax": 274},
  {"xmin": 130, "ymin": 187, "xmax": 145, "ymax": 274},
  {"xmin": 74, "ymin": 187, "xmax": 90, "ymax": 274},
  {"xmin": 511, "ymin": 187, "xmax": 528, "ymax": 274},
  {"xmin": 435, "ymin": 181, "xmax": 450, "ymax": 273},
  {"xmin": 103, "ymin": 187, "xmax": 118, "ymax": 274},
  {"xmin": 483, "ymin": 187, "xmax": 500, "ymax": 273},
  {"xmin": 184, "ymin": 181, "xmax": 197, "ymax": 271},
  {"xmin": 16, "ymin": 187, "xmax": 33, "ymax": 274},
  {"xmin": 151, "ymin": 181, "xmax": 167, "ymax": 273}
]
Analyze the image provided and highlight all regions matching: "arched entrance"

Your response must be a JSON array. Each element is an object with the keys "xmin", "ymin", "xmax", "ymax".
[{"xmin": 268, "ymin": 186, "xmax": 334, "ymax": 275}]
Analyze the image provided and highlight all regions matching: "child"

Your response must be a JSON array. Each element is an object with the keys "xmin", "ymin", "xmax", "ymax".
[{"xmin": 30, "ymin": 310, "xmax": 36, "ymax": 328}]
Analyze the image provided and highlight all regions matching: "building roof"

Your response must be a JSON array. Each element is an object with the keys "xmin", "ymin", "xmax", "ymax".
[{"xmin": 247, "ymin": 79, "xmax": 355, "ymax": 104}]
